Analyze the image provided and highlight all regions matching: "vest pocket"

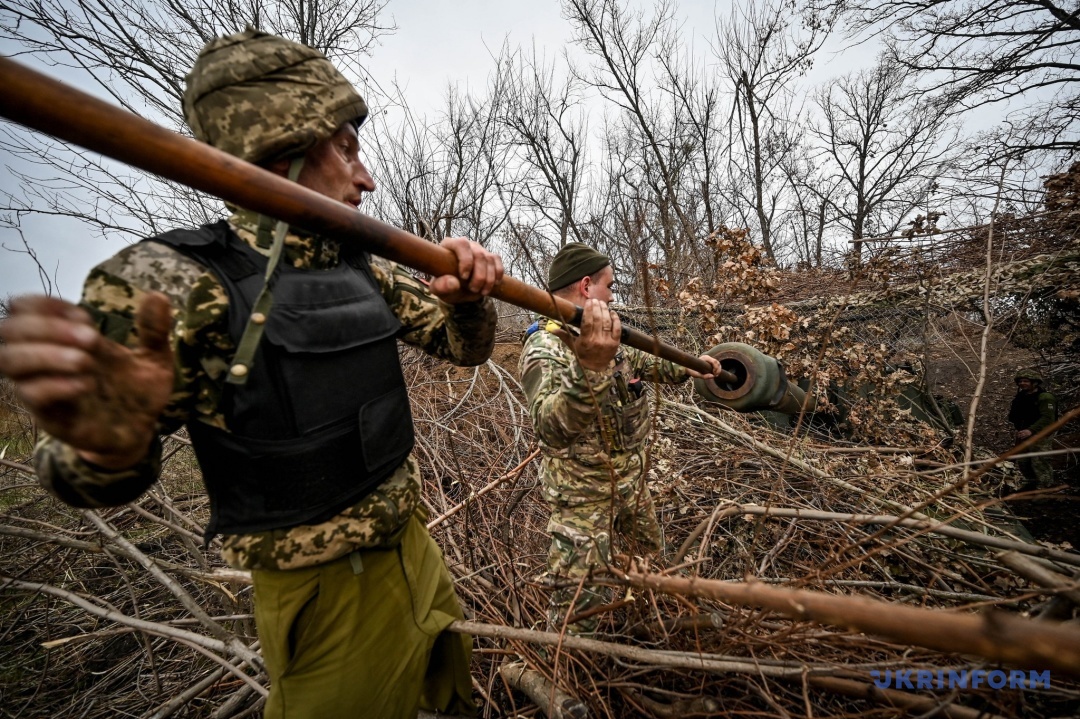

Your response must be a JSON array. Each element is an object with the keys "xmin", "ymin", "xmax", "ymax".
[
  {"xmin": 620, "ymin": 392, "xmax": 652, "ymax": 448},
  {"xmin": 359, "ymin": 385, "xmax": 416, "ymax": 476}
]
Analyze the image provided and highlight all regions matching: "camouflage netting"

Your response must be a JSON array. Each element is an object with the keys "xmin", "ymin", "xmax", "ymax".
[{"xmin": 617, "ymin": 212, "xmax": 1080, "ymax": 441}]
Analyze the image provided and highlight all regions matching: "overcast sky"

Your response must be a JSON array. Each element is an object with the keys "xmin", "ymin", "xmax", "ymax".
[{"xmin": 0, "ymin": 0, "xmax": 864, "ymax": 301}]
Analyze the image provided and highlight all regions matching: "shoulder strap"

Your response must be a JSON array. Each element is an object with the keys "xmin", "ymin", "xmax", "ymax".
[{"xmin": 149, "ymin": 222, "xmax": 260, "ymax": 282}]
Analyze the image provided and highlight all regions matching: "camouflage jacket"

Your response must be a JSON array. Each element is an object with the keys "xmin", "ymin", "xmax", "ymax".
[
  {"xmin": 519, "ymin": 321, "xmax": 687, "ymax": 500},
  {"xmin": 34, "ymin": 210, "xmax": 497, "ymax": 570},
  {"xmin": 1007, "ymin": 390, "xmax": 1058, "ymax": 435}
]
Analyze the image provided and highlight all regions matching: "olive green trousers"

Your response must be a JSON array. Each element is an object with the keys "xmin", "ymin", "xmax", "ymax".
[{"xmin": 253, "ymin": 512, "xmax": 475, "ymax": 718}]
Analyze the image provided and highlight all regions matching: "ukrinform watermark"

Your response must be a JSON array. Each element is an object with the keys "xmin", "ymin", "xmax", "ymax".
[{"xmin": 871, "ymin": 670, "xmax": 1051, "ymax": 690}]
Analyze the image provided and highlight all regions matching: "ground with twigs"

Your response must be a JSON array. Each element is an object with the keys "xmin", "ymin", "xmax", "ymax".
[{"xmin": 2, "ymin": 319, "xmax": 1078, "ymax": 717}]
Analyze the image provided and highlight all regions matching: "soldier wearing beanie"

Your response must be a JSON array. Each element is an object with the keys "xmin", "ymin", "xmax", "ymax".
[
  {"xmin": 518, "ymin": 243, "xmax": 720, "ymax": 634},
  {"xmin": 0, "ymin": 29, "xmax": 504, "ymax": 718},
  {"xmin": 545, "ymin": 242, "xmax": 612, "ymax": 292},
  {"xmin": 1007, "ymin": 369, "xmax": 1058, "ymax": 490}
]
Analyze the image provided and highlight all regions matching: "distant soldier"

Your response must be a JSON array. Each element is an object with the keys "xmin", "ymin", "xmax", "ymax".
[
  {"xmin": 518, "ymin": 243, "xmax": 720, "ymax": 634},
  {"xmin": 1007, "ymin": 369, "xmax": 1058, "ymax": 489}
]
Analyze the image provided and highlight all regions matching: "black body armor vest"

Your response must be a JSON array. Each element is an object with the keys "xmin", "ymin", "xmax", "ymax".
[
  {"xmin": 150, "ymin": 222, "xmax": 415, "ymax": 539},
  {"xmin": 1008, "ymin": 390, "xmax": 1055, "ymax": 431},
  {"xmin": 1009, "ymin": 392, "xmax": 1040, "ymax": 430}
]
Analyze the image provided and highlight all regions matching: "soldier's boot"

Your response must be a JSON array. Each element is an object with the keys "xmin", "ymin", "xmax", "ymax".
[
  {"xmin": 1017, "ymin": 458, "xmax": 1039, "ymax": 492},
  {"xmin": 548, "ymin": 583, "xmax": 607, "ymax": 637}
]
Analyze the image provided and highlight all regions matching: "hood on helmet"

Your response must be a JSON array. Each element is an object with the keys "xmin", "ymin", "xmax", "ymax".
[
  {"xmin": 1014, "ymin": 369, "xmax": 1044, "ymax": 384},
  {"xmin": 183, "ymin": 28, "xmax": 368, "ymax": 166}
]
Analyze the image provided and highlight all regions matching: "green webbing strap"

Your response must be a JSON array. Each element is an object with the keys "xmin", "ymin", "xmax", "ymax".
[
  {"xmin": 255, "ymin": 212, "xmax": 277, "ymax": 249},
  {"xmin": 226, "ymin": 157, "xmax": 304, "ymax": 386}
]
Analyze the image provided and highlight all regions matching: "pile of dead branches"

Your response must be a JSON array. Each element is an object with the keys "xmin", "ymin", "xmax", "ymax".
[{"xmin": 2, "ymin": 342, "xmax": 1079, "ymax": 718}]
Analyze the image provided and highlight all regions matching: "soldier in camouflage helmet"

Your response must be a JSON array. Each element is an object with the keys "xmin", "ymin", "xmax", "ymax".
[
  {"xmin": 518, "ymin": 243, "xmax": 720, "ymax": 634},
  {"xmin": 1007, "ymin": 369, "xmax": 1058, "ymax": 490},
  {"xmin": 0, "ymin": 29, "xmax": 503, "ymax": 718}
]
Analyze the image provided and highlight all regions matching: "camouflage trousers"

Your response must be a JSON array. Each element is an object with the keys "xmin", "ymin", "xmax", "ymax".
[
  {"xmin": 1018, "ymin": 437, "xmax": 1055, "ymax": 489},
  {"xmin": 541, "ymin": 450, "xmax": 661, "ymax": 634}
]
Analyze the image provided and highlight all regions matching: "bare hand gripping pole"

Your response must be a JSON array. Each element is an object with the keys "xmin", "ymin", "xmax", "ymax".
[{"xmin": 0, "ymin": 57, "xmax": 813, "ymax": 412}]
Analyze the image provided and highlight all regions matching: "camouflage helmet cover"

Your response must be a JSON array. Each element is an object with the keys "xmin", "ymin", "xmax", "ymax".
[
  {"xmin": 183, "ymin": 28, "xmax": 368, "ymax": 166},
  {"xmin": 1014, "ymin": 368, "xmax": 1043, "ymax": 384}
]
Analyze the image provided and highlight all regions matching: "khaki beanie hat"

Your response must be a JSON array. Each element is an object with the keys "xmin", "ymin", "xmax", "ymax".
[{"xmin": 548, "ymin": 243, "xmax": 611, "ymax": 291}]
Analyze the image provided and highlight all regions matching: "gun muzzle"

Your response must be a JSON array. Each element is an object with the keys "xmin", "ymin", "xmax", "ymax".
[{"xmin": 693, "ymin": 342, "xmax": 816, "ymax": 415}]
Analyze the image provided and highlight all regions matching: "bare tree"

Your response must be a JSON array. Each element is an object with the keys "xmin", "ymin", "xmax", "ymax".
[
  {"xmin": 781, "ymin": 146, "xmax": 835, "ymax": 268},
  {"xmin": 0, "ymin": 0, "xmax": 393, "ymax": 239},
  {"xmin": 651, "ymin": 27, "xmax": 737, "ymax": 288},
  {"xmin": 495, "ymin": 43, "xmax": 591, "ymax": 251},
  {"xmin": 365, "ymin": 84, "xmax": 511, "ymax": 250},
  {"xmin": 593, "ymin": 109, "xmax": 700, "ymax": 302},
  {"xmin": 0, "ymin": 221, "xmax": 57, "ymax": 295},
  {"xmin": 809, "ymin": 56, "xmax": 956, "ymax": 264},
  {"xmin": 812, "ymin": 0, "xmax": 1080, "ymax": 156},
  {"xmin": 715, "ymin": 0, "xmax": 831, "ymax": 263},
  {"xmin": 563, "ymin": 0, "xmax": 702, "ymax": 275}
]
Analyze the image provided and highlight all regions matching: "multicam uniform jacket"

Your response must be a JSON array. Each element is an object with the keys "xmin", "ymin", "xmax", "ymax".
[
  {"xmin": 521, "ymin": 321, "xmax": 689, "ymax": 631},
  {"xmin": 519, "ymin": 321, "xmax": 688, "ymax": 506},
  {"xmin": 34, "ymin": 210, "xmax": 496, "ymax": 571}
]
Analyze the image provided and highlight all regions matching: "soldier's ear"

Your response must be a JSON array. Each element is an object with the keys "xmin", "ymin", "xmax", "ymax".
[{"xmin": 265, "ymin": 158, "xmax": 291, "ymax": 177}]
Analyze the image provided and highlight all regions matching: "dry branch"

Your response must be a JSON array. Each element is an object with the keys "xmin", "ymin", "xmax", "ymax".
[
  {"xmin": 499, "ymin": 661, "xmax": 588, "ymax": 719},
  {"xmin": 467, "ymin": 623, "xmax": 1007, "ymax": 719},
  {"xmin": 145, "ymin": 666, "xmax": 229, "ymax": 719},
  {"xmin": 716, "ymin": 504, "xmax": 1080, "ymax": 567},
  {"xmin": 83, "ymin": 510, "xmax": 262, "ymax": 670},
  {"xmin": 427, "ymin": 448, "xmax": 540, "ymax": 529},
  {"xmin": 0, "ymin": 456, "xmax": 35, "ymax": 474},
  {"xmin": 1, "ymin": 576, "xmax": 240, "ymax": 664},
  {"xmin": 665, "ymin": 400, "xmax": 929, "ymax": 517},
  {"xmin": 621, "ymin": 570, "xmax": 1080, "ymax": 676},
  {"xmin": 997, "ymin": 551, "xmax": 1080, "ymax": 607},
  {"xmin": 0, "ymin": 522, "xmax": 251, "ymax": 585},
  {"xmin": 453, "ymin": 620, "xmax": 857, "ymax": 678}
]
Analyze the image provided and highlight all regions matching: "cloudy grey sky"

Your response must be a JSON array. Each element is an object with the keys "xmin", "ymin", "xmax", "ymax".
[
  {"xmin": 0, "ymin": 1, "xmax": 556, "ymax": 299},
  {"xmin": 0, "ymin": 0, "xmax": 864, "ymax": 301}
]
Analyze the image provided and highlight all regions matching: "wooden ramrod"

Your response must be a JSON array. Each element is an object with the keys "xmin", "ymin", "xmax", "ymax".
[{"xmin": 0, "ymin": 56, "xmax": 813, "ymax": 414}]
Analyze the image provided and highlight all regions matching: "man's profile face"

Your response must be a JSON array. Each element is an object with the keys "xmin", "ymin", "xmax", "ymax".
[
  {"xmin": 586, "ymin": 265, "xmax": 616, "ymax": 303},
  {"xmin": 295, "ymin": 123, "xmax": 376, "ymax": 208}
]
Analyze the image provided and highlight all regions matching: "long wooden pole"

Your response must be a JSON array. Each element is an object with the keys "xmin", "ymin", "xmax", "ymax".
[
  {"xmin": 624, "ymin": 570, "xmax": 1080, "ymax": 677},
  {"xmin": 0, "ymin": 57, "xmax": 725, "ymax": 379}
]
